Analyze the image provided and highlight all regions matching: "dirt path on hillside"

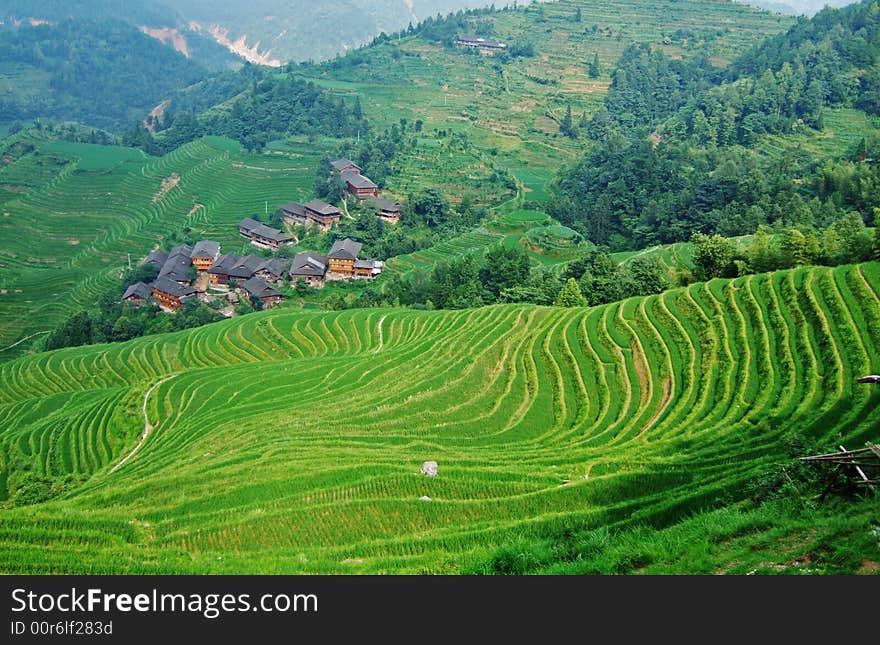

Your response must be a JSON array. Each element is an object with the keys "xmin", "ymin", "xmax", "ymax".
[
  {"xmin": 374, "ymin": 315, "xmax": 387, "ymax": 353},
  {"xmin": 0, "ymin": 330, "xmax": 50, "ymax": 352},
  {"xmin": 110, "ymin": 375, "xmax": 177, "ymax": 473}
]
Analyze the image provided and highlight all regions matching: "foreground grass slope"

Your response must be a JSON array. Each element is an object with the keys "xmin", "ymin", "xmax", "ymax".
[{"xmin": 0, "ymin": 262, "xmax": 877, "ymax": 573}]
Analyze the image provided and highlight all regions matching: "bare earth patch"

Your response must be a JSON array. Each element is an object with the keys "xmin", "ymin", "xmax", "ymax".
[
  {"xmin": 858, "ymin": 560, "xmax": 880, "ymax": 574},
  {"xmin": 188, "ymin": 204, "xmax": 205, "ymax": 217},
  {"xmin": 153, "ymin": 174, "xmax": 180, "ymax": 203},
  {"xmin": 68, "ymin": 239, "xmax": 80, "ymax": 245}
]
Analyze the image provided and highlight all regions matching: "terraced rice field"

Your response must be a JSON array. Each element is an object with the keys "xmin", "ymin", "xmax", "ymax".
[
  {"xmin": 0, "ymin": 262, "xmax": 877, "ymax": 574},
  {"xmin": 0, "ymin": 135, "xmax": 325, "ymax": 359}
]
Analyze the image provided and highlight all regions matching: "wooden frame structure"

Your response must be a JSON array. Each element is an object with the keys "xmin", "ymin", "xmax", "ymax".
[{"xmin": 800, "ymin": 443, "xmax": 880, "ymax": 499}]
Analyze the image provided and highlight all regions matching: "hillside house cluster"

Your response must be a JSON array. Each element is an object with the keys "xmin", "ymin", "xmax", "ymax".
[
  {"xmin": 280, "ymin": 159, "xmax": 402, "ymax": 231},
  {"xmin": 126, "ymin": 240, "xmax": 286, "ymax": 313}
]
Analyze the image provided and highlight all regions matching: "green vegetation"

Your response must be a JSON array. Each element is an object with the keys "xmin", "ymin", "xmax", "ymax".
[{"xmin": 0, "ymin": 261, "xmax": 877, "ymax": 573}]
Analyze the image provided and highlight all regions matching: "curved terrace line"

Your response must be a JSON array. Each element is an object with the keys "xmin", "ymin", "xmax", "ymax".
[{"xmin": 110, "ymin": 375, "xmax": 178, "ymax": 473}]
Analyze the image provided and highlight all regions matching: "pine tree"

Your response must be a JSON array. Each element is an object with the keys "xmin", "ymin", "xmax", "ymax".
[
  {"xmin": 554, "ymin": 278, "xmax": 587, "ymax": 307},
  {"xmin": 588, "ymin": 52, "xmax": 600, "ymax": 78}
]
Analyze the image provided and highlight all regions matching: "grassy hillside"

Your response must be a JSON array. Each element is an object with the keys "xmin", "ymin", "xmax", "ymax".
[
  {"xmin": 297, "ymin": 0, "xmax": 793, "ymax": 200},
  {"xmin": 0, "ymin": 262, "xmax": 878, "ymax": 573},
  {"xmin": 0, "ymin": 133, "xmax": 328, "ymax": 358}
]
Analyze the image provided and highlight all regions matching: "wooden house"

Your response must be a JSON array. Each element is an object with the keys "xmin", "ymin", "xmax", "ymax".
[
  {"xmin": 368, "ymin": 197, "xmax": 402, "ymax": 224},
  {"xmin": 158, "ymin": 244, "xmax": 193, "ymax": 284},
  {"xmin": 354, "ymin": 259, "xmax": 384, "ymax": 279},
  {"xmin": 122, "ymin": 282, "xmax": 152, "ymax": 306},
  {"xmin": 327, "ymin": 238, "xmax": 363, "ymax": 278},
  {"xmin": 340, "ymin": 171, "xmax": 379, "ymax": 200},
  {"xmin": 303, "ymin": 200, "xmax": 343, "ymax": 231},
  {"xmin": 254, "ymin": 258, "xmax": 291, "ymax": 285},
  {"xmin": 151, "ymin": 276, "xmax": 197, "ymax": 311},
  {"xmin": 289, "ymin": 251, "xmax": 328, "ymax": 288},
  {"xmin": 330, "ymin": 158, "xmax": 362, "ymax": 175},
  {"xmin": 190, "ymin": 240, "xmax": 220, "ymax": 271},
  {"xmin": 279, "ymin": 202, "xmax": 308, "ymax": 227},
  {"xmin": 242, "ymin": 277, "xmax": 283, "ymax": 309},
  {"xmin": 238, "ymin": 217, "xmax": 294, "ymax": 249}
]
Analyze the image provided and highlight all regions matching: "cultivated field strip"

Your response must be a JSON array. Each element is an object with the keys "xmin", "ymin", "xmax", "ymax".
[{"xmin": 0, "ymin": 262, "xmax": 878, "ymax": 573}]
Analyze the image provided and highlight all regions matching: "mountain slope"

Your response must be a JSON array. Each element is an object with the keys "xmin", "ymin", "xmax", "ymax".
[{"xmin": 0, "ymin": 262, "xmax": 878, "ymax": 573}]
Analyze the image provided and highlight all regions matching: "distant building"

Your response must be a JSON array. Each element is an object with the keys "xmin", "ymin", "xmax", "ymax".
[
  {"xmin": 122, "ymin": 282, "xmax": 152, "ymax": 306},
  {"xmin": 327, "ymin": 238, "xmax": 364, "ymax": 278},
  {"xmin": 151, "ymin": 276, "xmax": 197, "ymax": 311},
  {"xmin": 254, "ymin": 258, "xmax": 291, "ymax": 285},
  {"xmin": 454, "ymin": 35, "xmax": 507, "ymax": 54},
  {"xmin": 238, "ymin": 217, "xmax": 294, "ymax": 249},
  {"xmin": 158, "ymin": 244, "xmax": 193, "ymax": 284},
  {"xmin": 190, "ymin": 240, "xmax": 220, "ymax": 271},
  {"xmin": 340, "ymin": 171, "xmax": 379, "ymax": 200},
  {"xmin": 367, "ymin": 197, "xmax": 402, "ymax": 224},
  {"xmin": 242, "ymin": 277, "xmax": 283, "ymax": 309},
  {"xmin": 303, "ymin": 200, "xmax": 343, "ymax": 231},
  {"xmin": 279, "ymin": 202, "xmax": 308, "ymax": 227},
  {"xmin": 330, "ymin": 158, "xmax": 362, "ymax": 174},
  {"xmin": 354, "ymin": 259, "xmax": 384, "ymax": 279},
  {"xmin": 289, "ymin": 251, "xmax": 328, "ymax": 288}
]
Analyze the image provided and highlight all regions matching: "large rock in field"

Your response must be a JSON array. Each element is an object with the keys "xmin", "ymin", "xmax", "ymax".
[{"xmin": 420, "ymin": 461, "xmax": 438, "ymax": 477}]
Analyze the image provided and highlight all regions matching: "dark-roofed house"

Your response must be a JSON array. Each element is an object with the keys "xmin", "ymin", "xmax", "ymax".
[
  {"xmin": 152, "ymin": 276, "xmax": 197, "ymax": 311},
  {"xmin": 354, "ymin": 259, "xmax": 384, "ymax": 279},
  {"xmin": 239, "ymin": 217, "xmax": 294, "ymax": 249},
  {"xmin": 255, "ymin": 258, "xmax": 291, "ymax": 285},
  {"xmin": 368, "ymin": 197, "xmax": 402, "ymax": 224},
  {"xmin": 122, "ymin": 282, "xmax": 152, "ymax": 306},
  {"xmin": 228, "ymin": 254, "xmax": 264, "ymax": 281},
  {"xmin": 340, "ymin": 171, "xmax": 379, "ymax": 200},
  {"xmin": 191, "ymin": 240, "xmax": 220, "ymax": 271},
  {"xmin": 279, "ymin": 202, "xmax": 308, "ymax": 227},
  {"xmin": 331, "ymin": 158, "xmax": 362, "ymax": 174},
  {"xmin": 144, "ymin": 250, "xmax": 169, "ymax": 270},
  {"xmin": 158, "ymin": 245, "xmax": 193, "ymax": 284},
  {"xmin": 207, "ymin": 253, "xmax": 240, "ymax": 285},
  {"xmin": 327, "ymin": 238, "xmax": 363, "ymax": 278},
  {"xmin": 289, "ymin": 251, "xmax": 328, "ymax": 288},
  {"xmin": 303, "ymin": 199, "xmax": 342, "ymax": 231},
  {"xmin": 455, "ymin": 35, "xmax": 507, "ymax": 54},
  {"xmin": 239, "ymin": 217, "xmax": 261, "ymax": 237},
  {"xmin": 242, "ymin": 277, "xmax": 283, "ymax": 309}
]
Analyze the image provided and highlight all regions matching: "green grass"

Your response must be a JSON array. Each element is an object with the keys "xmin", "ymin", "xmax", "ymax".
[{"xmin": 0, "ymin": 262, "xmax": 877, "ymax": 573}]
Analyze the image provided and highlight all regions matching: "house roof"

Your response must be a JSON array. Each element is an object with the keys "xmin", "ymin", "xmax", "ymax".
[
  {"xmin": 144, "ymin": 250, "xmax": 169, "ymax": 267},
  {"xmin": 279, "ymin": 202, "xmax": 307, "ymax": 217},
  {"xmin": 168, "ymin": 243, "xmax": 193, "ymax": 259},
  {"xmin": 368, "ymin": 197, "xmax": 402, "ymax": 212},
  {"xmin": 227, "ymin": 254, "xmax": 264, "ymax": 279},
  {"xmin": 328, "ymin": 238, "xmax": 363, "ymax": 260},
  {"xmin": 239, "ymin": 217, "xmax": 261, "ymax": 233},
  {"xmin": 191, "ymin": 240, "xmax": 220, "ymax": 259},
  {"xmin": 256, "ymin": 258, "xmax": 290, "ymax": 278},
  {"xmin": 341, "ymin": 171, "xmax": 377, "ymax": 190},
  {"xmin": 289, "ymin": 251, "xmax": 327, "ymax": 277},
  {"xmin": 152, "ymin": 276, "xmax": 197, "ymax": 298},
  {"xmin": 158, "ymin": 254, "xmax": 192, "ymax": 282},
  {"xmin": 331, "ymin": 158, "xmax": 360, "ymax": 172},
  {"xmin": 207, "ymin": 253, "xmax": 241, "ymax": 274},
  {"xmin": 123, "ymin": 282, "xmax": 152, "ymax": 300},
  {"xmin": 251, "ymin": 223, "xmax": 293, "ymax": 243},
  {"xmin": 242, "ymin": 277, "xmax": 281, "ymax": 299},
  {"xmin": 304, "ymin": 199, "xmax": 342, "ymax": 217}
]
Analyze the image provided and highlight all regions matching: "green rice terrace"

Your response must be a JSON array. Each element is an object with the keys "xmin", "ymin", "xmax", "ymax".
[
  {"xmin": 0, "ymin": 134, "xmax": 326, "ymax": 358},
  {"xmin": 0, "ymin": 261, "xmax": 878, "ymax": 574}
]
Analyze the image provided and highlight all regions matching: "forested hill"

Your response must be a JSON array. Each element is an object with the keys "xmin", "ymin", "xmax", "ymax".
[
  {"xmin": 0, "ymin": 18, "xmax": 218, "ymax": 131},
  {"xmin": 548, "ymin": 0, "xmax": 880, "ymax": 250}
]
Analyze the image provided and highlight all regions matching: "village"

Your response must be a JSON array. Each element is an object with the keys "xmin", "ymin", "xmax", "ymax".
[{"xmin": 122, "ymin": 159, "xmax": 394, "ymax": 315}]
